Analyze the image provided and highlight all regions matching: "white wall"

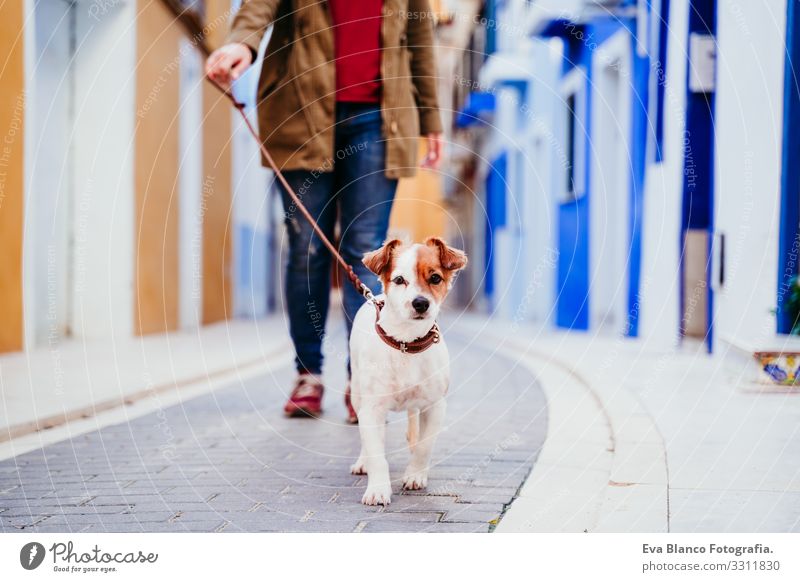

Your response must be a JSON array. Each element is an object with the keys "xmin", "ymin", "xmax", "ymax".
[
  {"xmin": 479, "ymin": 30, "xmax": 563, "ymax": 325},
  {"xmin": 637, "ymin": 0, "xmax": 690, "ymax": 349},
  {"xmin": 712, "ymin": 0, "xmax": 786, "ymax": 348},
  {"xmin": 23, "ymin": 0, "xmax": 136, "ymax": 346},
  {"xmin": 70, "ymin": 0, "xmax": 136, "ymax": 340},
  {"xmin": 521, "ymin": 38, "xmax": 562, "ymax": 327},
  {"xmin": 24, "ymin": 0, "xmax": 73, "ymax": 349},
  {"xmin": 491, "ymin": 85, "xmax": 525, "ymax": 319},
  {"xmin": 232, "ymin": 31, "xmax": 273, "ymax": 319},
  {"xmin": 232, "ymin": 113, "xmax": 272, "ymax": 319},
  {"xmin": 589, "ymin": 29, "xmax": 633, "ymax": 335},
  {"xmin": 178, "ymin": 39, "xmax": 204, "ymax": 329}
]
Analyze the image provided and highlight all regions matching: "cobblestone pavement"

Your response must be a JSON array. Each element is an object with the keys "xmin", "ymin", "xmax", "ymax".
[{"xmin": 0, "ymin": 323, "xmax": 546, "ymax": 532}]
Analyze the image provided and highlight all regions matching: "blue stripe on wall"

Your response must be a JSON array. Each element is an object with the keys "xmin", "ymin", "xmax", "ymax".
[
  {"xmin": 235, "ymin": 225, "xmax": 269, "ymax": 318},
  {"xmin": 484, "ymin": 152, "xmax": 508, "ymax": 301},
  {"xmin": 556, "ymin": 194, "xmax": 590, "ymax": 329},
  {"xmin": 682, "ymin": 1, "xmax": 715, "ymax": 231},
  {"xmin": 654, "ymin": 0, "xmax": 671, "ymax": 162},
  {"xmin": 778, "ymin": 0, "xmax": 800, "ymax": 334},
  {"xmin": 628, "ymin": 34, "xmax": 651, "ymax": 337}
]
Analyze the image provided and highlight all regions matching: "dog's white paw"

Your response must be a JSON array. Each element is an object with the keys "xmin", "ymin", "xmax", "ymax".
[
  {"xmin": 350, "ymin": 458, "xmax": 367, "ymax": 475},
  {"xmin": 402, "ymin": 468, "xmax": 428, "ymax": 491},
  {"xmin": 362, "ymin": 483, "xmax": 392, "ymax": 506}
]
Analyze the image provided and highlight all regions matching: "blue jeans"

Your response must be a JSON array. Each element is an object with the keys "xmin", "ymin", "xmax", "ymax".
[{"xmin": 277, "ymin": 102, "xmax": 398, "ymax": 375}]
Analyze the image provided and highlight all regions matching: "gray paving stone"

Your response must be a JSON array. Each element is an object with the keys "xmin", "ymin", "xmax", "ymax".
[
  {"xmin": 362, "ymin": 521, "xmax": 490, "ymax": 533},
  {"xmin": 0, "ymin": 328, "xmax": 546, "ymax": 532},
  {"xmin": 441, "ymin": 504, "xmax": 504, "ymax": 524},
  {"xmin": 19, "ymin": 513, "xmax": 167, "ymax": 527},
  {"xmin": 1, "ymin": 504, "xmax": 131, "ymax": 516}
]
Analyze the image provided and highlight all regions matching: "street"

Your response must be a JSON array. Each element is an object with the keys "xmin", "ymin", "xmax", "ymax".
[
  {"xmin": 0, "ymin": 322, "xmax": 547, "ymax": 533},
  {"xmin": 2, "ymin": 311, "xmax": 800, "ymax": 533}
]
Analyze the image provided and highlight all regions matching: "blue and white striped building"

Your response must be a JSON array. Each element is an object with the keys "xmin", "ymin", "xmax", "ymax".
[{"xmin": 469, "ymin": 0, "xmax": 800, "ymax": 353}]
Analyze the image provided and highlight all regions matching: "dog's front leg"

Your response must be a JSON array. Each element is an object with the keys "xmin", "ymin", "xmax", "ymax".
[
  {"xmin": 403, "ymin": 398, "xmax": 446, "ymax": 490},
  {"xmin": 358, "ymin": 404, "xmax": 392, "ymax": 505}
]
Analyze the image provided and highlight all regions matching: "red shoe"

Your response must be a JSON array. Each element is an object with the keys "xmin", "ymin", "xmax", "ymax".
[
  {"xmin": 345, "ymin": 381, "xmax": 358, "ymax": 424},
  {"xmin": 284, "ymin": 374, "xmax": 324, "ymax": 417}
]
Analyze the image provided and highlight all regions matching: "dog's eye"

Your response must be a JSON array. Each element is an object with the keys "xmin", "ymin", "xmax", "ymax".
[
  {"xmin": 429, "ymin": 274, "xmax": 443, "ymax": 285},
  {"xmin": 392, "ymin": 276, "xmax": 407, "ymax": 286}
]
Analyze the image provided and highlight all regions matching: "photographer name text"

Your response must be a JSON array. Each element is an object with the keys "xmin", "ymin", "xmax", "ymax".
[{"xmin": 643, "ymin": 543, "xmax": 772, "ymax": 557}]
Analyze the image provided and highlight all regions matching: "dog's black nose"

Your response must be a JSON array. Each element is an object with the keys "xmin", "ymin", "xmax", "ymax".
[{"xmin": 412, "ymin": 296, "xmax": 430, "ymax": 314}]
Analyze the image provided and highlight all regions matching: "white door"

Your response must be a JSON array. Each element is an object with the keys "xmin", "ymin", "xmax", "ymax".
[
  {"xmin": 527, "ymin": 129, "xmax": 555, "ymax": 325},
  {"xmin": 25, "ymin": 0, "xmax": 74, "ymax": 347},
  {"xmin": 590, "ymin": 31, "xmax": 632, "ymax": 335},
  {"xmin": 178, "ymin": 39, "xmax": 204, "ymax": 329}
]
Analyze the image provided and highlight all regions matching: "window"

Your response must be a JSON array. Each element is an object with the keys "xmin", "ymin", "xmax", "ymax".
[
  {"xmin": 654, "ymin": 0, "xmax": 670, "ymax": 161},
  {"xmin": 560, "ymin": 66, "xmax": 586, "ymax": 202},
  {"xmin": 566, "ymin": 93, "xmax": 577, "ymax": 198}
]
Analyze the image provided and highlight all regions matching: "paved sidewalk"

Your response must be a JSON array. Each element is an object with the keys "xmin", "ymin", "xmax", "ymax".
[
  {"xmin": 4, "ymin": 309, "xmax": 797, "ymax": 534},
  {"xmin": 0, "ymin": 322, "xmax": 547, "ymax": 533},
  {"xmin": 455, "ymin": 314, "xmax": 800, "ymax": 533},
  {"xmin": 0, "ymin": 317, "xmax": 290, "ymax": 441}
]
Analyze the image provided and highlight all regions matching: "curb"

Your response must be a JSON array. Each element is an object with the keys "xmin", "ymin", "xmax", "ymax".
[
  {"xmin": 451, "ymin": 317, "xmax": 669, "ymax": 532},
  {"xmin": 0, "ymin": 341, "xmax": 293, "ymax": 462},
  {"xmin": 0, "ymin": 344, "xmax": 290, "ymax": 444}
]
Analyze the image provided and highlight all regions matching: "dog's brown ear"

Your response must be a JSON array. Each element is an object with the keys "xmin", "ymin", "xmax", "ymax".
[
  {"xmin": 363, "ymin": 239, "xmax": 403, "ymax": 276},
  {"xmin": 425, "ymin": 237, "xmax": 468, "ymax": 271}
]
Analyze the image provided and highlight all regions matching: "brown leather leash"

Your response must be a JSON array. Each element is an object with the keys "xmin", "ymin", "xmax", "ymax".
[{"xmin": 207, "ymin": 75, "xmax": 440, "ymax": 354}]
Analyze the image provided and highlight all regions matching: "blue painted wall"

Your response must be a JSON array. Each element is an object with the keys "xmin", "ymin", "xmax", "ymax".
[
  {"xmin": 628, "ymin": 34, "xmax": 651, "ymax": 337},
  {"xmin": 485, "ymin": 152, "xmax": 508, "ymax": 303},
  {"xmin": 681, "ymin": 2, "xmax": 716, "ymax": 231},
  {"xmin": 681, "ymin": 0, "xmax": 716, "ymax": 351},
  {"xmin": 778, "ymin": 0, "xmax": 800, "ymax": 334},
  {"xmin": 235, "ymin": 226, "xmax": 270, "ymax": 318},
  {"xmin": 556, "ymin": 195, "xmax": 590, "ymax": 329},
  {"xmin": 654, "ymin": 0, "xmax": 671, "ymax": 162},
  {"xmin": 553, "ymin": 17, "xmax": 647, "ymax": 333}
]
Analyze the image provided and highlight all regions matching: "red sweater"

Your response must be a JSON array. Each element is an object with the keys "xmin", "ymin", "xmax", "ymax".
[{"xmin": 328, "ymin": 0, "xmax": 383, "ymax": 103}]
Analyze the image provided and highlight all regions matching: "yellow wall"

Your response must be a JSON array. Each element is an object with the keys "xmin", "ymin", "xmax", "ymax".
[
  {"xmin": 0, "ymin": 0, "xmax": 234, "ymax": 347},
  {"xmin": 135, "ymin": 0, "xmax": 233, "ymax": 332},
  {"xmin": 201, "ymin": 80, "xmax": 233, "ymax": 325},
  {"xmin": 389, "ymin": 141, "xmax": 447, "ymax": 241},
  {"xmin": 204, "ymin": 0, "xmax": 230, "ymax": 49},
  {"xmin": 0, "ymin": 0, "xmax": 25, "ymax": 353},
  {"xmin": 134, "ymin": 0, "xmax": 183, "ymax": 335},
  {"xmin": 201, "ymin": 0, "xmax": 234, "ymax": 325}
]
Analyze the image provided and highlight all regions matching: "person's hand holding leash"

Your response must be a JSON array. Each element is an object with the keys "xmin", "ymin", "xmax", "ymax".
[
  {"xmin": 421, "ymin": 133, "xmax": 443, "ymax": 170},
  {"xmin": 205, "ymin": 43, "xmax": 253, "ymax": 90}
]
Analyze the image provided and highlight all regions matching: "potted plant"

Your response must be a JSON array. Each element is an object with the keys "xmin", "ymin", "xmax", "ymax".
[{"xmin": 758, "ymin": 276, "xmax": 800, "ymax": 385}]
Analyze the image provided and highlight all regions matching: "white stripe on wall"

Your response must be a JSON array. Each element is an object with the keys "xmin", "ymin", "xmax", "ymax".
[{"xmin": 178, "ymin": 38, "xmax": 204, "ymax": 329}]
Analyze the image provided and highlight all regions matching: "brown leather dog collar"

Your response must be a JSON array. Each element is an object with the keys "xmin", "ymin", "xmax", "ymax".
[{"xmin": 373, "ymin": 300, "xmax": 441, "ymax": 354}]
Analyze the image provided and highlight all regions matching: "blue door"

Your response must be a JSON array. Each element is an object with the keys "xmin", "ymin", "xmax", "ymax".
[
  {"xmin": 778, "ymin": 0, "xmax": 800, "ymax": 333},
  {"xmin": 556, "ymin": 197, "xmax": 590, "ymax": 330},
  {"xmin": 680, "ymin": 0, "xmax": 717, "ymax": 352},
  {"xmin": 484, "ymin": 152, "xmax": 507, "ymax": 306}
]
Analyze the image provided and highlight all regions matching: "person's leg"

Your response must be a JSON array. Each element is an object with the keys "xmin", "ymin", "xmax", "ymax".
[
  {"xmin": 277, "ymin": 170, "xmax": 337, "ymax": 377},
  {"xmin": 335, "ymin": 103, "xmax": 398, "ymax": 340}
]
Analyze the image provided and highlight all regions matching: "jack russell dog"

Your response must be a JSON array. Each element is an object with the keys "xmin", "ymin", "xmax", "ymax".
[{"xmin": 348, "ymin": 237, "xmax": 468, "ymax": 505}]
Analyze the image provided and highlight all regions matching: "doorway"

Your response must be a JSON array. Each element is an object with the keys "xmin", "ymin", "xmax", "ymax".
[
  {"xmin": 680, "ymin": 0, "xmax": 717, "ymax": 351},
  {"xmin": 590, "ymin": 30, "xmax": 632, "ymax": 335},
  {"xmin": 25, "ymin": 0, "xmax": 76, "ymax": 347}
]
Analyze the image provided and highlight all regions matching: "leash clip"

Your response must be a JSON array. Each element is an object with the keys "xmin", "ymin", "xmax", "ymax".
[{"xmin": 360, "ymin": 283, "xmax": 376, "ymax": 304}]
